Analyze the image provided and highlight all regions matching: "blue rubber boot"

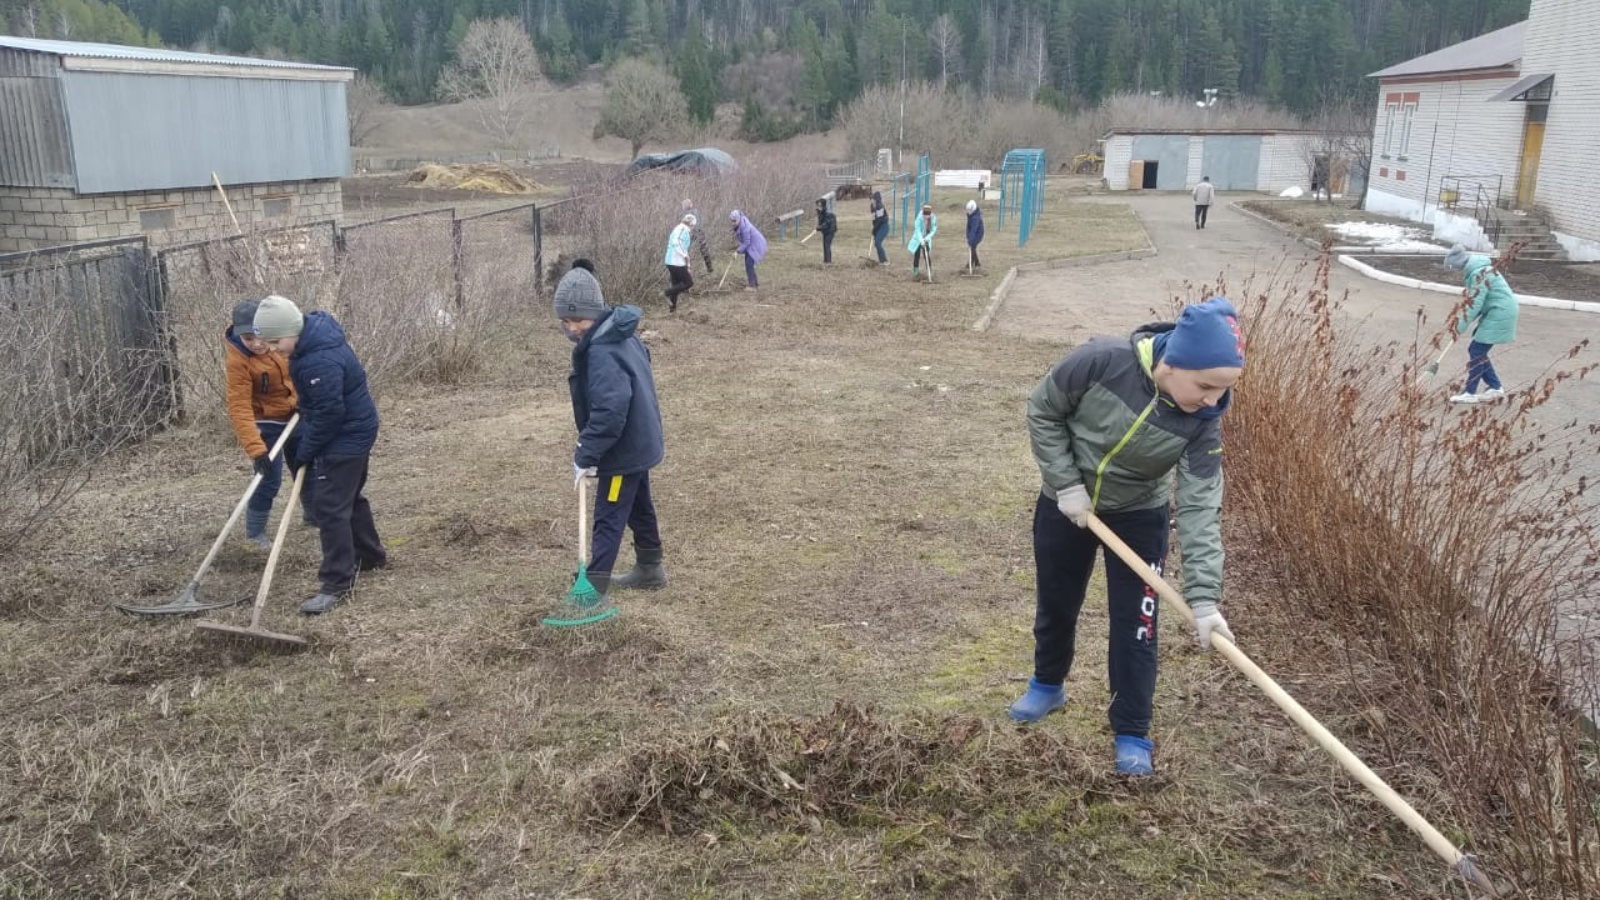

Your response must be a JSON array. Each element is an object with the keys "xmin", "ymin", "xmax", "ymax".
[
  {"xmin": 1114, "ymin": 735, "xmax": 1154, "ymax": 776},
  {"xmin": 243, "ymin": 508, "xmax": 271, "ymax": 550},
  {"xmin": 1007, "ymin": 677, "xmax": 1065, "ymax": 723}
]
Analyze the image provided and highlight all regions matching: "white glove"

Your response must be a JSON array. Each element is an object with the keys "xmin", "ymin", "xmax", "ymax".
[
  {"xmin": 572, "ymin": 463, "xmax": 596, "ymax": 488},
  {"xmin": 1055, "ymin": 484, "xmax": 1091, "ymax": 528},
  {"xmin": 1189, "ymin": 601, "xmax": 1235, "ymax": 651}
]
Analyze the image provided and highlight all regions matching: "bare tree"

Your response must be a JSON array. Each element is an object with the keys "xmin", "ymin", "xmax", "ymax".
[
  {"xmin": 928, "ymin": 14, "xmax": 962, "ymax": 91},
  {"xmin": 346, "ymin": 73, "xmax": 389, "ymax": 148},
  {"xmin": 1300, "ymin": 98, "xmax": 1375, "ymax": 207},
  {"xmin": 592, "ymin": 58, "xmax": 690, "ymax": 160},
  {"xmin": 436, "ymin": 18, "xmax": 542, "ymax": 149}
]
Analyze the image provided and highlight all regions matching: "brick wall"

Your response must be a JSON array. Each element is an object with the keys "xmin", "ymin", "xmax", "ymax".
[
  {"xmin": 0, "ymin": 179, "xmax": 343, "ymax": 253},
  {"xmin": 1522, "ymin": 0, "xmax": 1600, "ymax": 247}
]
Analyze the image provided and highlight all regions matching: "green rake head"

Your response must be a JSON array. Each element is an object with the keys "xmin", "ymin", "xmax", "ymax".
[{"xmin": 541, "ymin": 562, "xmax": 617, "ymax": 628}]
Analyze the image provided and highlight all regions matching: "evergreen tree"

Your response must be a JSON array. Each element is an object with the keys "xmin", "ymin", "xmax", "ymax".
[{"xmin": 677, "ymin": 26, "xmax": 716, "ymax": 125}]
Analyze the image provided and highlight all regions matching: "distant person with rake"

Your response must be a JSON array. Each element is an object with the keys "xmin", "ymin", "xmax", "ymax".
[
  {"xmin": 253, "ymin": 295, "xmax": 388, "ymax": 616},
  {"xmin": 814, "ymin": 197, "xmax": 837, "ymax": 265},
  {"xmin": 965, "ymin": 199, "xmax": 985, "ymax": 272},
  {"xmin": 729, "ymin": 209, "xmax": 768, "ymax": 291},
  {"xmin": 555, "ymin": 266, "xmax": 669, "ymax": 602},
  {"xmin": 869, "ymin": 191, "xmax": 890, "ymax": 264},
  {"xmin": 225, "ymin": 298, "xmax": 312, "ymax": 549},
  {"xmin": 908, "ymin": 204, "xmax": 937, "ymax": 280},
  {"xmin": 663, "ymin": 212, "xmax": 696, "ymax": 312},
  {"xmin": 1442, "ymin": 244, "xmax": 1519, "ymax": 404},
  {"xmin": 1012, "ymin": 297, "xmax": 1245, "ymax": 778}
]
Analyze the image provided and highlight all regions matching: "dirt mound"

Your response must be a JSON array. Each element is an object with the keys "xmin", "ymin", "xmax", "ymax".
[{"xmin": 406, "ymin": 163, "xmax": 541, "ymax": 194}]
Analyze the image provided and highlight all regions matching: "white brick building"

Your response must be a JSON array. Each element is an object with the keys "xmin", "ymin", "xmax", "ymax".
[
  {"xmin": 1103, "ymin": 129, "xmax": 1363, "ymax": 197},
  {"xmin": 1367, "ymin": 1, "xmax": 1600, "ymax": 260}
]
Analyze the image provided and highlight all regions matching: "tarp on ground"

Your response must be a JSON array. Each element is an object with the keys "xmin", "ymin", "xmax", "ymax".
[{"xmin": 623, "ymin": 147, "xmax": 738, "ymax": 178}]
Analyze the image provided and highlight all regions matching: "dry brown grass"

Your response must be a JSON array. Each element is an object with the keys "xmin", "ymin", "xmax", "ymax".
[{"xmin": 1, "ymin": 177, "xmax": 1578, "ymax": 898}]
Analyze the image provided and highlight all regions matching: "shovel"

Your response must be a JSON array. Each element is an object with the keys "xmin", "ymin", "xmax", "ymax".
[
  {"xmin": 1085, "ymin": 513, "xmax": 1497, "ymax": 895},
  {"xmin": 116, "ymin": 415, "xmax": 300, "ymax": 616},
  {"xmin": 195, "ymin": 466, "xmax": 309, "ymax": 649}
]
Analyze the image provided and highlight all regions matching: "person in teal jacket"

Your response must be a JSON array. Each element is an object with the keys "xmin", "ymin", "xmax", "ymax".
[
  {"xmin": 907, "ymin": 204, "xmax": 937, "ymax": 279},
  {"xmin": 1011, "ymin": 297, "xmax": 1244, "ymax": 778},
  {"xmin": 1442, "ymin": 245, "xmax": 1519, "ymax": 404}
]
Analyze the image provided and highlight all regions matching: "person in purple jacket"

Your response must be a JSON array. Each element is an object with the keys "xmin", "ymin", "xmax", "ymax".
[{"xmin": 728, "ymin": 209, "xmax": 768, "ymax": 292}]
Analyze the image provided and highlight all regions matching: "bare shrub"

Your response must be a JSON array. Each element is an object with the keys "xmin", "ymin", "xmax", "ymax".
[
  {"xmin": 0, "ymin": 246, "xmax": 174, "ymax": 551},
  {"xmin": 837, "ymin": 84, "xmax": 1076, "ymax": 169},
  {"xmin": 539, "ymin": 156, "xmax": 823, "ymax": 307},
  {"xmin": 1227, "ymin": 251, "xmax": 1600, "ymax": 897}
]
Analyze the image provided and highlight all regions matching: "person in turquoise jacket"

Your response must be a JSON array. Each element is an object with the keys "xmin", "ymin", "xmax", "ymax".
[
  {"xmin": 907, "ymin": 204, "xmax": 937, "ymax": 279},
  {"xmin": 1442, "ymin": 245, "xmax": 1519, "ymax": 404}
]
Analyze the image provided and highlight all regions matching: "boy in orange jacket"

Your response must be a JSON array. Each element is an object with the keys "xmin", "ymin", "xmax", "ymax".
[{"xmin": 224, "ymin": 298, "xmax": 310, "ymax": 547}]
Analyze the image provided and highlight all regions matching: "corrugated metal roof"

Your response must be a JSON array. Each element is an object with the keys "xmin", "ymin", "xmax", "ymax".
[
  {"xmin": 1369, "ymin": 22, "xmax": 1525, "ymax": 79},
  {"xmin": 0, "ymin": 35, "xmax": 349, "ymax": 73}
]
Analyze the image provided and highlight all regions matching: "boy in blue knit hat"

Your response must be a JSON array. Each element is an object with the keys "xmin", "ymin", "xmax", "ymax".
[{"xmin": 1014, "ymin": 296, "xmax": 1244, "ymax": 777}]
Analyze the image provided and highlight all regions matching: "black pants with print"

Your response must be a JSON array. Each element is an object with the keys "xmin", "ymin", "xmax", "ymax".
[
  {"xmin": 665, "ymin": 265, "xmax": 693, "ymax": 307},
  {"xmin": 1031, "ymin": 495, "xmax": 1169, "ymax": 738},
  {"xmin": 310, "ymin": 453, "xmax": 387, "ymax": 595},
  {"xmin": 589, "ymin": 470, "xmax": 662, "ymax": 575}
]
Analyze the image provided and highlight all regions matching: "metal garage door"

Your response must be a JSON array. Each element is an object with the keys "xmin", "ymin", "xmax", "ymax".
[
  {"xmin": 1131, "ymin": 136, "xmax": 1191, "ymax": 191},
  {"xmin": 1200, "ymin": 136, "xmax": 1262, "ymax": 191}
]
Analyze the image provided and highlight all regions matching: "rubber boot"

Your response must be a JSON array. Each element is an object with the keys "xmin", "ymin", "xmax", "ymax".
[
  {"xmin": 299, "ymin": 591, "xmax": 348, "ymax": 615},
  {"xmin": 612, "ymin": 548, "xmax": 667, "ymax": 590},
  {"xmin": 1007, "ymin": 677, "xmax": 1066, "ymax": 723},
  {"xmin": 244, "ymin": 508, "xmax": 271, "ymax": 550},
  {"xmin": 1114, "ymin": 735, "xmax": 1154, "ymax": 777}
]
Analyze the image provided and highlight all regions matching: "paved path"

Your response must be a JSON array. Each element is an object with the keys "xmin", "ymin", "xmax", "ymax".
[{"xmin": 997, "ymin": 191, "xmax": 1600, "ymax": 714}]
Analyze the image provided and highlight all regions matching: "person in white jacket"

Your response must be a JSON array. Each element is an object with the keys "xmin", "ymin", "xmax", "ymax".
[
  {"xmin": 1192, "ymin": 176, "xmax": 1216, "ymax": 229},
  {"xmin": 662, "ymin": 213, "xmax": 695, "ymax": 312}
]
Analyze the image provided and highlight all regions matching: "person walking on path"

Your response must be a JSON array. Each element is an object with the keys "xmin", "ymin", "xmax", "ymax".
[
  {"xmin": 1011, "ymin": 296, "xmax": 1245, "ymax": 778},
  {"xmin": 224, "ymin": 297, "xmax": 311, "ymax": 549},
  {"xmin": 253, "ymin": 295, "xmax": 388, "ymax": 616},
  {"xmin": 663, "ymin": 213, "xmax": 695, "ymax": 312},
  {"xmin": 965, "ymin": 200, "xmax": 985, "ymax": 271},
  {"xmin": 908, "ymin": 204, "xmax": 938, "ymax": 279},
  {"xmin": 1442, "ymin": 245, "xmax": 1520, "ymax": 404},
  {"xmin": 555, "ymin": 267, "xmax": 669, "ymax": 599},
  {"xmin": 815, "ymin": 198, "xmax": 837, "ymax": 265},
  {"xmin": 729, "ymin": 210, "xmax": 768, "ymax": 291},
  {"xmin": 870, "ymin": 191, "xmax": 890, "ymax": 264},
  {"xmin": 1192, "ymin": 176, "xmax": 1216, "ymax": 229},
  {"xmin": 681, "ymin": 198, "xmax": 715, "ymax": 273}
]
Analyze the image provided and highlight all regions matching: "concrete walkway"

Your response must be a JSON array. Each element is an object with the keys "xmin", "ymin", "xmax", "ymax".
[{"xmin": 996, "ymin": 191, "xmax": 1599, "ymax": 714}]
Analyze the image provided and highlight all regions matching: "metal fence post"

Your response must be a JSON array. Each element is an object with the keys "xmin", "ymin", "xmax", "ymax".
[
  {"xmin": 450, "ymin": 218, "xmax": 466, "ymax": 310},
  {"xmin": 532, "ymin": 205, "xmax": 543, "ymax": 297}
]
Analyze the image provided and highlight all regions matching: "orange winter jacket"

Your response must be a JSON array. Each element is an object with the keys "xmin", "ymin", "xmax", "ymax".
[{"xmin": 224, "ymin": 327, "xmax": 297, "ymax": 458}]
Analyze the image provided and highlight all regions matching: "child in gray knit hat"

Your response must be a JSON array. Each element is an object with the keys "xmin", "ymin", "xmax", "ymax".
[{"xmin": 555, "ymin": 266, "xmax": 669, "ymax": 609}]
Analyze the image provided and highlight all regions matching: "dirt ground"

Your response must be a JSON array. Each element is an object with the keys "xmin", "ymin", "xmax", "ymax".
[
  {"xmin": 1354, "ymin": 253, "xmax": 1600, "ymax": 300},
  {"xmin": 1237, "ymin": 197, "xmax": 1425, "ymax": 243},
  {"xmin": 0, "ymin": 179, "xmax": 1547, "ymax": 897}
]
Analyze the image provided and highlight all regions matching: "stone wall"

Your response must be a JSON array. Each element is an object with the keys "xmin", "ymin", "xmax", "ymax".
[{"xmin": 0, "ymin": 179, "xmax": 343, "ymax": 253}]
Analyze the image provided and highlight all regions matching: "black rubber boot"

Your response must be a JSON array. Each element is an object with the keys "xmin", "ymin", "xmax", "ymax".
[
  {"xmin": 612, "ymin": 548, "xmax": 667, "ymax": 590},
  {"xmin": 583, "ymin": 571, "xmax": 612, "ymax": 606},
  {"xmin": 299, "ymin": 591, "xmax": 348, "ymax": 615}
]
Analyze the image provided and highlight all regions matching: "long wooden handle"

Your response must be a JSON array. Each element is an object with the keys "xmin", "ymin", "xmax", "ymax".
[
  {"xmin": 577, "ymin": 475, "xmax": 590, "ymax": 566},
  {"xmin": 250, "ymin": 464, "xmax": 307, "ymax": 630},
  {"xmin": 1085, "ymin": 514, "xmax": 1496, "ymax": 895},
  {"xmin": 187, "ymin": 414, "xmax": 300, "ymax": 591}
]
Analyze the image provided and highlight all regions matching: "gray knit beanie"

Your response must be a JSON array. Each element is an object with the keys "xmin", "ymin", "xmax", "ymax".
[
  {"xmin": 1442, "ymin": 244, "xmax": 1471, "ymax": 271},
  {"xmin": 553, "ymin": 267, "xmax": 608, "ymax": 320},
  {"xmin": 231, "ymin": 298, "xmax": 261, "ymax": 333},
  {"xmin": 253, "ymin": 294, "xmax": 304, "ymax": 339}
]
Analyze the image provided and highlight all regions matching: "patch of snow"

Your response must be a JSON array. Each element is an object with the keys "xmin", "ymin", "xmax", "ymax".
[
  {"xmin": 1325, "ymin": 221, "xmax": 1446, "ymax": 254},
  {"xmin": 1279, "ymin": 186, "xmax": 1305, "ymax": 198}
]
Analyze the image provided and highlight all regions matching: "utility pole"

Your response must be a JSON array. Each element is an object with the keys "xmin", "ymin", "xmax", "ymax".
[{"xmin": 898, "ymin": 23, "xmax": 906, "ymax": 169}]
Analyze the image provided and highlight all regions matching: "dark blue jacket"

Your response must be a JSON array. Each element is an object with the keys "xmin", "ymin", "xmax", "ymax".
[
  {"xmin": 569, "ymin": 306, "xmax": 664, "ymax": 475},
  {"xmin": 967, "ymin": 209, "xmax": 985, "ymax": 247},
  {"xmin": 288, "ymin": 311, "xmax": 379, "ymax": 460}
]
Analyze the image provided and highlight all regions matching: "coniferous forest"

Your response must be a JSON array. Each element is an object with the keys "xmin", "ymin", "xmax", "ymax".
[{"xmin": 2, "ymin": 0, "xmax": 1529, "ymax": 119}]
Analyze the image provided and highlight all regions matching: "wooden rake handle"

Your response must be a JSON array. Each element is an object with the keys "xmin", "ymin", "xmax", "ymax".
[
  {"xmin": 250, "ymin": 465, "xmax": 307, "ymax": 630},
  {"xmin": 577, "ymin": 474, "xmax": 592, "ymax": 566},
  {"xmin": 1085, "ymin": 513, "xmax": 1497, "ymax": 896}
]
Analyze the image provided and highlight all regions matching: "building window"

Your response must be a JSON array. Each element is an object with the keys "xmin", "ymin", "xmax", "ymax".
[
  {"xmin": 1398, "ymin": 101, "xmax": 1419, "ymax": 159},
  {"xmin": 138, "ymin": 207, "xmax": 176, "ymax": 231},
  {"xmin": 262, "ymin": 196, "xmax": 292, "ymax": 218},
  {"xmin": 1381, "ymin": 102, "xmax": 1400, "ymax": 158}
]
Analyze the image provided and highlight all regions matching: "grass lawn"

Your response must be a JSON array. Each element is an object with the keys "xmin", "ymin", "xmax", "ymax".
[{"xmin": 0, "ymin": 182, "xmax": 1472, "ymax": 898}]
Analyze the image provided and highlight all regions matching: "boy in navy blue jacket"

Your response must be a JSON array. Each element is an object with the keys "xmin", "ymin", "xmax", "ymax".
[
  {"xmin": 254, "ymin": 295, "xmax": 388, "ymax": 615},
  {"xmin": 555, "ymin": 265, "xmax": 668, "ymax": 597}
]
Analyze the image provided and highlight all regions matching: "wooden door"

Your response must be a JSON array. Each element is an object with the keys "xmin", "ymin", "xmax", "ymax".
[{"xmin": 1516, "ymin": 119, "xmax": 1545, "ymax": 210}]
